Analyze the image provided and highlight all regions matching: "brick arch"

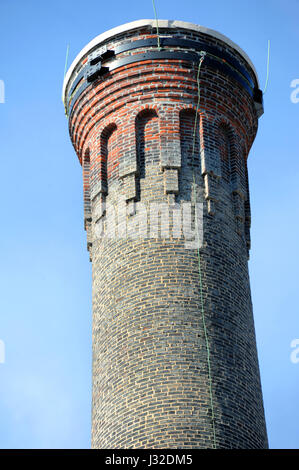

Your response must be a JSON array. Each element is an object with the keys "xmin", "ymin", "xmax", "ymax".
[
  {"xmin": 101, "ymin": 123, "xmax": 118, "ymax": 192},
  {"xmin": 179, "ymin": 108, "xmax": 200, "ymax": 170},
  {"xmin": 244, "ymin": 153, "xmax": 251, "ymax": 254},
  {"xmin": 134, "ymin": 104, "xmax": 161, "ymax": 119},
  {"xmin": 85, "ymin": 119, "xmax": 120, "ymax": 217},
  {"xmin": 82, "ymin": 147, "xmax": 91, "ymax": 222},
  {"xmin": 215, "ymin": 119, "xmax": 249, "ymax": 240},
  {"xmin": 179, "ymin": 104, "xmax": 208, "ymax": 166},
  {"xmin": 215, "ymin": 117, "xmax": 241, "ymax": 184},
  {"xmin": 215, "ymin": 118, "xmax": 248, "ymax": 196},
  {"xmin": 134, "ymin": 109, "xmax": 159, "ymax": 201},
  {"xmin": 217, "ymin": 123, "xmax": 233, "ymax": 184},
  {"xmin": 75, "ymin": 111, "xmax": 122, "ymax": 164},
  {"xmin": 82, "ymin": 147, "xmax": 92, "ymax": 255},
  {"xmin": 135, "ymin": 108, "xmax": 159, "ymax": 176}
]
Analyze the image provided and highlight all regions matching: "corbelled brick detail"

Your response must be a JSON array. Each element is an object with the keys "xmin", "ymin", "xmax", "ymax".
[{"xmin": 66, "ymin": 21, "xmax": 268, "ymax": 449}]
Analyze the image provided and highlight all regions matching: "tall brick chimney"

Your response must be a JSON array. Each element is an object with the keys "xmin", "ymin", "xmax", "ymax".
[{"xmin": 63, "ymin": 20, "xmax": 268, "ymax": 449}]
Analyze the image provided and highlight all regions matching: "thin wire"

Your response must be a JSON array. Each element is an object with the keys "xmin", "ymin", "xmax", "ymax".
[
  {"xmin": 64, "ymin": 44, "xmax": 70, "ymax": 79},
  {"xmin": 263, "ymin": 40, "xmax": 270, "ymax": 94},
  {"xmin": 152, "ymin": 0, "xmax": 161, "ymax": 50},
  {"xmin": 191, "ymin": 55, "xmax": 204, "ymax": 167},
  {"xmin": 62, "ymin": 44, "xmax": 70, "ymax": 115},
  {"xmin": 191, "ymin": 52, "xmax": 217, "ymax": 449}
]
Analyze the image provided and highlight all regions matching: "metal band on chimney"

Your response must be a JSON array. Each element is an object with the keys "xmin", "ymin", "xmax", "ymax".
[{"xmin": 65, "ymin": 37, "xmax": 263, "ymax": 118}]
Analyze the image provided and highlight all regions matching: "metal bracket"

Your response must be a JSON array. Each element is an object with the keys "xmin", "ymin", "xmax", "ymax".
[
  {"xmin": 89, "ymin": 45, "xmax": 115, "ymax": 64},
  {"xmin": 85, "ymin": 45, "xmax": 115, "ymax": 82},
  {"xmin": 85, "ymin": 63, "xmax": 109, "ymax": 83}
]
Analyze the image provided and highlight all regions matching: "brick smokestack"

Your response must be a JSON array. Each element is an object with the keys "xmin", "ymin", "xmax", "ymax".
[{"xmin": 63, "ymin": 20, "xmax": 268, "ymax": 449}]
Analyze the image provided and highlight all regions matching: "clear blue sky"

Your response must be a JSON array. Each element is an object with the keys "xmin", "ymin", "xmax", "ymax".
[{"xmin": 0, "ymin": 0, "xmax": 298, "ymax": 449}]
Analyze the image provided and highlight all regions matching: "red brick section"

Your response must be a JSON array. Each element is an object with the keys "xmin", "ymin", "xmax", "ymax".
[{"xmin": 67, "ymin": 25, "xmax": 268, "ymax": 448}]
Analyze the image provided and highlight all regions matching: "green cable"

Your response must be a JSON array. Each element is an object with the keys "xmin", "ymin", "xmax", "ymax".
[
  {"xmin": 62, "ymin": 44, "xmax": 70, "ymax": 116},
  {"xmin": 152, "ymin": 0, "xmax": 161, "ymax": 50},
  {"xmin": 64, "ymin": 44, "xmax": 70, "ymax": 80},
  {"xmin": 263, "ymin": 40, "xmax": 270, "ymax": 94},
  {"xmin": 191, "ymin": 52, "xmax": 217, "ymax": 450}
]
